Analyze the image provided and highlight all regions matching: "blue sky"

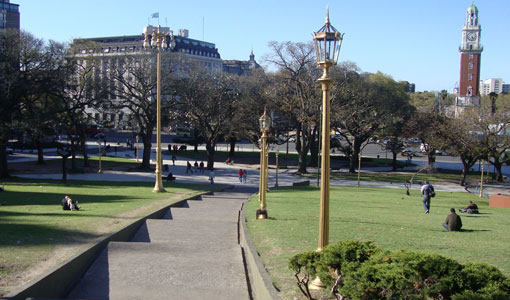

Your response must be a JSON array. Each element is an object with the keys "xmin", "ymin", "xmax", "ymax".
[{"xmin": 18, "ymin": 0, "xmax": 510, "ymax": 92}]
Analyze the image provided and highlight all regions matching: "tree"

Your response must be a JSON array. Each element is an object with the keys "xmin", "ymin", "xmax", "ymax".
[
  {"xmin": 108, "ymin": 51, "xmax": 181, "ymax": 170},
  {"xmin": 175, "ymin": 67, "xmax": 241, "ymax": 170},
  {"xmin": 332, "ymin": 67, "xmax": 413, "ymax": 173},
  {"xmin": 436, "ymin": 112, "xmax": 485, "ymax": 185},
  {"xmin": 478, "ymin": 112, "xmax": 510, "ymax": 182},
  {"xmin": 265, "ymin": 41, "xmax": 321, "ymax": 173}
]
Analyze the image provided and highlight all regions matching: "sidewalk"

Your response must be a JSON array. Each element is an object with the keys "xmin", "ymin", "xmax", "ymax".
[{"xmin": 67, "ymin": 187, "xmax": 255, "ymax": 300}]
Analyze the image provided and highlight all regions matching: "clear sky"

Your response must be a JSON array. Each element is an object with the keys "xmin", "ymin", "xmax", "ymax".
[{"xmin": 17, "ymin": 0, "xmax": 510, "ymax": 92}]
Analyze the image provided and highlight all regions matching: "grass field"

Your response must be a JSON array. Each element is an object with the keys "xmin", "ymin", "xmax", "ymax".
[
  {"xmin": 0, "ymin": 179, "xmax": 221, "ymax": 296},
  {"xmin": 245, "ymin": 186, "xmax": 510, "ymax": 300}
]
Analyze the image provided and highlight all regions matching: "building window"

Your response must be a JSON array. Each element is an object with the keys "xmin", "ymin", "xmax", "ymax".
[
  {"xmin": 468, "ymin": 62, "xmax": 474, "ymax": 70},
  {"xmin": 467, "ymin": 86, "xmax": 473, "ymax": 96},
  {"xmin": 469, "ymin": 53, "xmax": 474, "ymax": 59},
  {"xmin": 468, "ymin": 74, "xmax": 473, "ymax": 81}
]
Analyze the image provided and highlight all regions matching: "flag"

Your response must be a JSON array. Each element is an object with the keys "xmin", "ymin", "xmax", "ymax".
[{"xmin": 151, "ymin": 12, "xmax": 159, "ymax": 18}]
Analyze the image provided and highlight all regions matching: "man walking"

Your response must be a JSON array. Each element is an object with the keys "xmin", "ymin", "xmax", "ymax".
[
  {"xmin": 421, "ymin": 180, "xmax": 435, "ymax": 214},
  {"xmin": 443, "ymin": 208, "xmax": 462, "ymax": 231}
]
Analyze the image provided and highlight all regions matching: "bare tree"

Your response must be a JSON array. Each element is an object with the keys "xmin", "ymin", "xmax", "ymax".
[
  {"xmin": 265, "ymin": 41, "xmax": 321, "ymax": 173},
  {"xmin": 175, "ymin": 67, "xmax": 241, "ymax": 170}
]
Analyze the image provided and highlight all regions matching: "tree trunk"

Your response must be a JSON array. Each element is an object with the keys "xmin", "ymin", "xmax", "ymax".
[
  {"xmin": 392, "ymin": 151, "xmax": 398, "ymax": 171},
  {"xmin": 309, "ymin": 128, "xmax": 318, "ymax": 168},
  {"xmin": 206, "ymin": 141, "xmax": 216, "ymax": 170},
  {"xmin": 141, "ymin": 136, "xmax": 152, "ymax": 170},
  {"xmin": 427, "ymin": 152, "xmax": 436, "ymax": 171},
  {"xmin": 349, "ymin": 138, "xmax": 362, "ymax": 173},
  {"xmin": 80, "ymin": 138, "xmax": 89, "ymax": 167},
  {"xmin": 228, "ymin": 136, "xmax": 236, "ymax": 158},
  {"xmin": 35, "ymin": 138, "xmax": 44, "ymax": 164},
  {"xmin": 493, "ymin": 160, "xmax": 504, "ymax": 182},
  {"xmin": 71, "ymin": 140, "xmax": 77, "ymax": 170},
  {"xmin": 0, "ymin": 142, "xmax": 9, "ymax": 178}
]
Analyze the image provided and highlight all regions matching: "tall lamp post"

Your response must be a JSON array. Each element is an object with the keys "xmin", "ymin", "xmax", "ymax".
[
  {"xmin": 275, "ymin": 149, "xmax": 279, "ymax": 187},
  {"xmin": 256, "ymin": 108, "xmax": 272, "ymax": 219},
  {"xmin": 143, "ymin": 25, "xmax": 176, "ymax": 193},
  {"xmin": 96, "ymin": 140, "xmax": 103, "ymax": 174},
  {"xmin": 313, "ymin": 8, "xmax": 344, "ymax": 251}
]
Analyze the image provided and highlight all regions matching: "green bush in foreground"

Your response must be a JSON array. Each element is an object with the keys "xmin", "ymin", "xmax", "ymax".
[{"xmin": 289, "ymin": 240, "xmax": 510, "ymax": 300}]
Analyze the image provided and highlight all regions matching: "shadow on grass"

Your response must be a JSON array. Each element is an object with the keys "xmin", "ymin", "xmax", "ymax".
[
  {"xmin": 0, "ymin": 190, "xmax": 143, "ymax": 206},
  {"xmin": 0, "ymin": 222, "xmax": 101, "ymax": 247}
]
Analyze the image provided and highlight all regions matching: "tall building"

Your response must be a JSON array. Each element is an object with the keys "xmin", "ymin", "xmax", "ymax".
[
  {"xmin": 399, "ymin": 81, "xmax": 416, "ymax": 93},
  {"xmin": 455, "ymin": 3, "xmax": 483, "ymax": 116},
  {"xmin": 0, "ymin": 0, "xmax": 19, "ymax": 30},
  {"xmin": 72, "ymin": 25, "xmax": 223, "ymax": 127},
  {"xmin": 480, "ymin": 78, "xmax": 503, "ymax": 95},
  {"xmin": 502, "ymin": 83, "xmax": 510, "ymax": 94}
]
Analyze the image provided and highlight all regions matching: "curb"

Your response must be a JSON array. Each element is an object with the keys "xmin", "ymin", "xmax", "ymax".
[{"xmin": 239, "ymin": 198, "xmax": 282, "ymax": 300}]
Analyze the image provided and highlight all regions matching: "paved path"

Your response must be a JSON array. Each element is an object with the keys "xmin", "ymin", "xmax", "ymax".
[{"xmin": 68, "ymin": 186, "xmax": 256, "ymax": 300}]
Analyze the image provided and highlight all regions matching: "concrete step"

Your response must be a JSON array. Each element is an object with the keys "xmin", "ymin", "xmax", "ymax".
[
  {"xmin": 130, "ymin": 219, "xmax": 238, "ymax": 245},
  {"xmin": 163, "ymin": 200, "xmax": 242, "ymax": 221},
  {"xmin": 68, "ymin": 242, "xmax": 249, "ymax": 300}
]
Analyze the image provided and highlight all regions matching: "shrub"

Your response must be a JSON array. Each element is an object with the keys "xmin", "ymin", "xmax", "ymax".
[
  {"xmin": 289, "ymin": 251, "xmax": 321, "ymax": 300},
  {"xmin": 317, "ymin": 240, "xmax": 381, "ymax": 296}
]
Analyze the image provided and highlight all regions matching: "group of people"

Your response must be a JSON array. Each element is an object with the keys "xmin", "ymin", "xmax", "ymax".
[
  {"xmin": 186, "ymin": 161, "xmax": 205, "ymax": 174},
  {"xmin": 421, "ymin": 181, "xmax": 480, "ymax": 232},
  {"xmin": 237, "ymin": 169, "xmax": 248, "ymax": 183}
]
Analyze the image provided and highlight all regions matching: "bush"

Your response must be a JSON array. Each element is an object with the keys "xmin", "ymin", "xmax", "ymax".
[
  {"xmin": 290, "ymin": 241, "xmax": 510, "ymax": 300},
  {"xmin": 317, "ymin": 240, "xmax": 381, "ymax": 295},
  {"xmin": 289, "ymin": 251, "xmax": 321, "ymax": 300}
]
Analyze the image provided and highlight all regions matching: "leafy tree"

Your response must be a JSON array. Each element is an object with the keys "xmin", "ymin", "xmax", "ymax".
[
  {"xmin": 332, "ymin": 68, "xmax": 413, "ymax": 173},
  {"xmin": 436, "ymin": 112, "xmax": 485, "ymax": 185},
  {"xmin": 477, "ymin": 111, "xmax": 510, "ymax": 182},
  {"xmin": 265, "ymin": 41, "xmax": 321, "ymax": 173}
]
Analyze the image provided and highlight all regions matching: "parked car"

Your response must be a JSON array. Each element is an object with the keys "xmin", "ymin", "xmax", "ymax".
[
  {"xmin": 6, "ymin": 147, "xmax": 14, "ymax": 155},
  {"xmin": 435, "ymin": 149, "xmax": 445, "ymax": 156}
]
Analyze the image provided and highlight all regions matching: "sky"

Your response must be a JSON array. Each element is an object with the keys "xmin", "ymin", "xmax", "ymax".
[{"xmin": 17, "ymin": 0, "xmax": 510, "ymax": 92}]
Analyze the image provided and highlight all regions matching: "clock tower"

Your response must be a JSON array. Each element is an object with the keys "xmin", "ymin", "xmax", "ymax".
[{"xmin": 456, "ymin": 3, "xmax": 483, "ymax": 116}]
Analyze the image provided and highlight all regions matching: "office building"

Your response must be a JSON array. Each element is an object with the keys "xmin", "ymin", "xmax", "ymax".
[{"xmin": 0, "ymin": 0, "xmax": 19, "ymax": 30}]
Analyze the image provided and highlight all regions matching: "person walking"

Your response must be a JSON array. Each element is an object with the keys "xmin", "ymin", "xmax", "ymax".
[
  {"xmin": 194, "ymin": 161, "xmax": 199, "ymax": 172},
  {"xmin": 209, "ymin": 169, "xmax": 215, "ymax": 184},
  {"xmin": 171, "ymin": 154, "xmax": 176, "ymax": 166},
  {"xmin": 199, "ymin": 161, "xmax": 204, "ymax": 173},
  {"xmin": 242, "ymin": 169, "xmax": 247, "ymax": 183},
  {"xmin": 443, "ymin": 208, "xmax": 462, "ymax": 231},
  {"xmin": 238, "ymin": 169, "xmax": 244, "ymax": 183},
  {"xmin": 421, "ymin": 180, "xmax": 435, "ymax": 214},
  {"xmin": 186, "ymin": 161, "xmax": 193, "ymax": 174}
]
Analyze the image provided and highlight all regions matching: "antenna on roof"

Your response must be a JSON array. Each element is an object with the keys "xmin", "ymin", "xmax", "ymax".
[
  {"xmin": 202, "ymin": 16, "xmax": 205, "ymax": 40},
  {"xmin": 165, "ymin": 17, "xmax": 168, "ymax": 27}
]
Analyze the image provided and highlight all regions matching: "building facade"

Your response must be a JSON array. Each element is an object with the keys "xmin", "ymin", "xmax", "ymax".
[
  {"xmin": 456, "ymin": 3, "xmax": 483, "ymax": 116},
  {"xmin": 222, "ymin": 51, "xmax": 261, "ymax": 75},
  {"xmin": 480, "ymin": 78, "xmax": 504, "ymax": 95},
  {"xmin": 72, "ymin": 25, "xmax": 223, "ymax": 127},
  {"xmin": 0, "ymin": 0, "xmax": 19, "ymax": 30}
]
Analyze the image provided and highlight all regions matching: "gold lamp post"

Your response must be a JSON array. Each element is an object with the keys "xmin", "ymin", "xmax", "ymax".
[
  {"xmin": 143, "ymin": 25, "xmax": 176, "ymax": 193},
  {"xmin": 275, "ymin": 149, "xmax": 279, "ymax": 187},
  {"xmin": 256, "ymin": 107, "xmax": 272, "ymax": 219},
  {"xmin": 313, "ymin": 8, "xmax": 344, "ymax": 251}
]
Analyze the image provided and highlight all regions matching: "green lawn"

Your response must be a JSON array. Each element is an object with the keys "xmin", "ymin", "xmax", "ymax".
[
  {"xmin": 245, "ymin": 186, "xmax": 510, "ymax": 300},
  {"xmin": 0, "ymin": 179, "xmax": 221, "ymax": 296}
]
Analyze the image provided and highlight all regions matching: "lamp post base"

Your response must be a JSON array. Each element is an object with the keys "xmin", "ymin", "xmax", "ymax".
[
  {"xmin": 256, "ymin": 209, "xmax": 268, "ymax": 220},
  {"xmin": 308, "ymin": 276, "xmax": 326, "ymax": 290}
]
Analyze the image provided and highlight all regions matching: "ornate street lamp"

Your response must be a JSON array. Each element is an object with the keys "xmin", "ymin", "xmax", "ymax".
[
  {"xmin": 313, "ymin": 8, "xmax": 344, "ymax": 251},
  {"xmin": 143, "ymin": 25, "xmax": 176, "ymax": 193},
  {"xmin": 96, "ymin": 139, "xmax": 103, "ymax": 174},
  {"xmin": 256, "ymin": 107, "xmax": 272, "ymax": 219}
]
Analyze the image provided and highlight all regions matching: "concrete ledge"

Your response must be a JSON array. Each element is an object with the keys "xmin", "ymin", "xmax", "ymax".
[
  {"xmin": 292, "ymin": 180, "xmax": 310, "ymax": 187},
  {"xmin": 490, "ymin": 194, "xmax": 510, "ymax": 208},
  {"xmin": 240, "ymin": 200, "xmax": 282, "ymax": 300},
  {"xmin": 4, "ymin": 193, "xmax": 210, "ymax": 300}
]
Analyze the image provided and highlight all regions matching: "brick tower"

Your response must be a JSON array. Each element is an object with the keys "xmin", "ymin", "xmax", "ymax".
[{"xmin": 456, "ymin": 3, "xmax": 483, "ymax": 117}]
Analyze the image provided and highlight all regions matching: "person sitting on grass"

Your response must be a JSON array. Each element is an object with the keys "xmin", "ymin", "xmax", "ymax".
[
  {"xmin": 166, "ymin": 172, "xmax": 176, "ymax": 182},
  {"xmin": 61, "ymin": 195, "xmax": 81, "ymax": 211},
  {"xmin": 443, "ymin": 208, "xmax": 462, "ymax": 231},
  {"xmin": 459, "ymin": 201, "xmax": 479, "ymax": 214}
]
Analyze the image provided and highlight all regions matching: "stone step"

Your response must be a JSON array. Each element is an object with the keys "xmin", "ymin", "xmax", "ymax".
[
  {"xmin": 68, "ymin": 242, "xmax": 249, "ymax": 300},
  {"xmin": 130, "ymin": 219, "xmax": 238, "ymax": 245},
  {"xmin": 163, "ymin": 200, "xmax": 242, "ymax": 221}
]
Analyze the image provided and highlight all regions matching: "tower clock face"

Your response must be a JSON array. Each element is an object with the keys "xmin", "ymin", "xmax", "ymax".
[{"xmin": 467, "ymin": 32, "xmax": 477, "ymax": 41}]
